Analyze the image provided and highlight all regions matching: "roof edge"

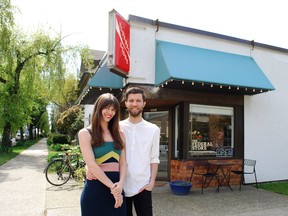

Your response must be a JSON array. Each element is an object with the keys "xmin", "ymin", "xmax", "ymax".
[{"xmin": 129, "ymin": 14, "xmax": 288, "ymax": 54}]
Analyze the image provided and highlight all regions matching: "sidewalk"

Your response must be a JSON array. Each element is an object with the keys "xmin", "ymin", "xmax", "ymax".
[
  {"xmin": 0, "ymin": 138, "xmax": 47, "ymax": 216},
  {"xmin": 45, "ymin": 178, "xmax": 82, "ymax": 216},
  {"xmin": 1, "ymin": 138, "xmax": 288, "ymax": 216}
]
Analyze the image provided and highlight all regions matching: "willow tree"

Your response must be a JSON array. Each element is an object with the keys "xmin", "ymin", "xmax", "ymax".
[
  {"xmin": 51, "ymin": 72, "xmax": 79, "ymax": 111},
  {"xmin": 0, "ymin": 0, "xmax": 78, "ymax": 151}
]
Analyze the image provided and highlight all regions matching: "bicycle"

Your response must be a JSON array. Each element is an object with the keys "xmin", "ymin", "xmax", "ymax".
[{"xmin": 44, "ymin": 151, "xmax": 86, "ymax": 186}]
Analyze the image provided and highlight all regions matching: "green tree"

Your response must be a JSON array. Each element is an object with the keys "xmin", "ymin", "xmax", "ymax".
[
  {"xmin": 0, "ymin": 0, "xmax": 17, "ymax": 150},
  {"xmin": 56, "ymin": 105, "xmax": 84, "ymax": 141},
  {"xmin": 27, "ymin": 98, "xmax": 49, "ymax": 139},
  {"xmin": 37, "ymin": 111, "xmax": 50, "ymax": 137},
  {"xmin": 51, "ymin": 72, "xmax": 79, "ymax": 111},
  {"xmin": 49, "ymin": 72, "xmax": 79, "ymax": 136},
  {"xmin": 0, "ymin": 0, "xmax": 78, "ymax": 151},
  {"xmin": 0, "ymin": 0, "xmax": 14, "ymax": 55}
]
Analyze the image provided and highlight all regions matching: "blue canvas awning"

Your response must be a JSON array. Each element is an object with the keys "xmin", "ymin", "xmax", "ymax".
[
  {"xmin": 78, "ymin": 63, "xmax": 123, "ymax": 104},
  {"xmin": 88, "ymin": 63, "xmax": 123, "ymax": 89},
  {"xmin": 156, "ymin": 40, "xmax": 275, "ymax": 95}
]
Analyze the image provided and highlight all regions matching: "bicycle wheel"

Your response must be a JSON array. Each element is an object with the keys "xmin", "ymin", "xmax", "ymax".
[{"xmin": 45, "ymin": 159, "xmax": 72, "ymax": 186}]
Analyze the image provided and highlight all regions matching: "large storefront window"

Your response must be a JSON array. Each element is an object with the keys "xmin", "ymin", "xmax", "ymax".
[{"xmin": 189, "ymin": 104, "xmax": 234, "ymax": 158}]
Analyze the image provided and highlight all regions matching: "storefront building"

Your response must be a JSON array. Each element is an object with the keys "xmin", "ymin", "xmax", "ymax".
[{"xmin": 77, "ymin": 11, "xmax": 288, "ymax": 187}]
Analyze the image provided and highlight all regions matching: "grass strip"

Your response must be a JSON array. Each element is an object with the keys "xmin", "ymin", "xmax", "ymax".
[
  {"xmin": 0, "ymin": 138, "xmax": 41, "ymax": 166},
  {"xmin": 258, "ymin": 181, "xmax": 288, "ymax": 196}
]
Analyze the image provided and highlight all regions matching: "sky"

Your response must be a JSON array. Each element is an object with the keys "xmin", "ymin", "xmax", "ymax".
[{"xmin": 11, "ymin": 0, "xmax": 288, "ymax": 52}]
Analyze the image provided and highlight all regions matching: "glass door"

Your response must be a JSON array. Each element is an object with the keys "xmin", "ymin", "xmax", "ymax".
[{"xmin": 143, "ymin": 111, "xmax": 169, "ymax": 181}]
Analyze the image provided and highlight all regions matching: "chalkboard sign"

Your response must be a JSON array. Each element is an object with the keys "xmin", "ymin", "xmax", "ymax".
[{"xmin": 216, "ymin": 148, "xmax": 233, "ymax": 157}]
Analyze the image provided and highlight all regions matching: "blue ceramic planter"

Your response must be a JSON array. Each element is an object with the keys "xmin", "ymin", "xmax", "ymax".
[{"xmin": 169, "ymin": 180, "xmax": 192, "ymax": 195}]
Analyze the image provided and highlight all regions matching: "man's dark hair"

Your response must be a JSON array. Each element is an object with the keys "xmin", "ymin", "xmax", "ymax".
[{"xmin": 125, "ymin": 87, "xmax": 146, "ymax": 101}]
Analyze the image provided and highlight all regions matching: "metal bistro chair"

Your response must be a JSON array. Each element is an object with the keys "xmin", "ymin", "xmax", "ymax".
[
  {"xmin": 189, "ymin": 160, "xmax": 219, "ymax": 194},
  {"xmin": 230, "ymin": 159, "xmax": 258, "ymax": 190}
]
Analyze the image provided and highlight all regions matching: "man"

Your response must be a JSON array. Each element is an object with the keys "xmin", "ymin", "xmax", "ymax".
[{"xmin": 120, "ymin": 87, "xmax": 160, "ymax": 216}]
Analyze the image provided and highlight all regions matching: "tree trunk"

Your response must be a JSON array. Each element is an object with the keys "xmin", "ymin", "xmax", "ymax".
[
  {"xmin": 1, "ymin": 123, "xmax": 12, "ymax": 152},
  {"xmin": 0, "ymin": 81, "xmax": 18, "ymax": 151},
  {"xmin": 20, "ymin": 127, "xmax": 24, "ymax": 141},
  {"xmin": 29, "ymin": 124, "xmax": 34, "ymax": 140}
]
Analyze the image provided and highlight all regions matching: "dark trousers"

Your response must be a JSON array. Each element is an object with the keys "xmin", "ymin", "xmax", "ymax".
[{"xmin": 126, "ymin": 190, "xmax": 152, "ymax": 216}]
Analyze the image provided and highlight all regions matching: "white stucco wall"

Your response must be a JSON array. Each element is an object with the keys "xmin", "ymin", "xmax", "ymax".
[
  {"xmin": 83, "ymin": 105, "xmax": 94, "ymax": 127},
  {"xmin": 244, "ymin": 48, "xmax": 288, "ymax": 183},
  {"xmin": 154, "ymin": 27, "xmax": 251, "ymax": 56},
  {"xmin": 129, "ymin": 19, "xmax": 258, "ymax": 84},
  {"xmin": 129, "ymin": 18, "xmax": 288, "ymax": 183},
  {"xmin": 127, "ymin": 21, "xmax": 156, "ymax": 84}
]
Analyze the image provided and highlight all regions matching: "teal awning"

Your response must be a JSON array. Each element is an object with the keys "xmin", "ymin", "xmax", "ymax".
[
  {"xmin": 78, "ymin": 63, "xmax": 123, "ymax": 104},
  {"xmin": 88, "ymin": 63, "xmax": 123, "ymax": 89},
  {"xmin": 156, "ymin": 40, "xmax": 275, "ymax": 95}
]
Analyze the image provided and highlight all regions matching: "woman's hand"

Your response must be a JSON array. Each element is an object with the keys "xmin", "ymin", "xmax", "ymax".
[
  {"xmin": 113, "ymin": 193, "xmax": 123, "ymax": 208},
  {"xmin": 85, "ymin": 165, "xmax": 97, "ymax": 180},
  {"xmin": 111, "ymin": 183, "xmax": 123, "ymax": 208}
]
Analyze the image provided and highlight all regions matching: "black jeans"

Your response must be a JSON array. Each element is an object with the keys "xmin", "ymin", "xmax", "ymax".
[{"xmin": 126, "ymin": 190, "xmax": 152, "ymax": 216}]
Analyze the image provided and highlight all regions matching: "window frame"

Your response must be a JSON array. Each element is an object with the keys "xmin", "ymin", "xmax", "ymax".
[
  {"xmin": 188, "ymin": 104, "xmax": 234, "ymax": 159},
  {"xmin": 172, "ymin": 101, "xmax": 243, "ymax": 160}
]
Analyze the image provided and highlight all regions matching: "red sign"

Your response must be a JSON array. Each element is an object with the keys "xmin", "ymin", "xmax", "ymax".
[{"xmin": 108, "ymin": 10, "xmax": 130, "ymax": 77}]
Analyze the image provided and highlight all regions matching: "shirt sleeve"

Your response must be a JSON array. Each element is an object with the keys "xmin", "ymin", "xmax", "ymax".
[{"xmin": 150, "ymin": 126, "xmax": 160, "ymax": 164}]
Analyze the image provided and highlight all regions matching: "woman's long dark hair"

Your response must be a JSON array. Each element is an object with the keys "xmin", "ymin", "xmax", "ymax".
[{"xmin": 90, "ymin": 93, "xmax": 124, "ymax": 150}]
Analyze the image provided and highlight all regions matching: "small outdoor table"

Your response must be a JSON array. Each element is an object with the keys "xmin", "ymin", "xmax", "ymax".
[{"xmin": 208, "ymin": 161, "xmax": 234, "ymax": 192}]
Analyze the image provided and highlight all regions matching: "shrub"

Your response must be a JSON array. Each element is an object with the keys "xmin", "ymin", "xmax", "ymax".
[
  {"xmin": 49, "ymin": 144, "xmax": 63, "ymax": 151},
  {"xmin": 47, "ymin": 152, "xmax": 60, "ymax": 162},
  {"xmin": 74, "ymin": 166, "xmax": 86, "ymax": 184},
  {"xmin": 47, "ymin": 133, "xmax": 70, "ymax": 146},
  {"xmin": 49, "ymin": 143, "xmax": 74, "ymax": 152},
  {"xmin": 61, "ymin": 144, "xmax": 72, "ymax": 151}
]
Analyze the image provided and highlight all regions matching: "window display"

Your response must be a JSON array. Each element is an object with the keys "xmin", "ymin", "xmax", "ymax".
[{"xmin": 189, "ymin": 104, "xmax": 234, "ymax": 158}]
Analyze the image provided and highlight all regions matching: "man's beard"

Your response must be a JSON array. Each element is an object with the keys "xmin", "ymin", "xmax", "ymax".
[{"xmin": 128, "ymin": 107, "xmax": 143, "ymax": 117}]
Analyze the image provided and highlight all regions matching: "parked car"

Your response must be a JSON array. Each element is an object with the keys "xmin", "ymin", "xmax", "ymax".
[
  {"xmin": 16, "ymin": 133, "xmax": 27, "ymax": 141},
  {"xmin": 160, "ymin": 144, "xmax": 168, "ymax": 153},
  {"xmin": 0, "ymin": 134, "xmax": 16, "ymax": 146}
]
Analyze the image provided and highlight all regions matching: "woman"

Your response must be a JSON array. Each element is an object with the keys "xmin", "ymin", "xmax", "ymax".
[{"xmin": 78, "ymin": 93, "xmax": 127, "ymax": 216}]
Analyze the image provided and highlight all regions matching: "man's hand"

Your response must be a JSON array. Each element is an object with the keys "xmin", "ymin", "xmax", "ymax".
[
  {"xmin": 139, "ymin": 181, "xmax": 155, "ymax": 192},
  {"xmin": 111, "ymin": 182, "xmax": 123, "ymax": 196}
]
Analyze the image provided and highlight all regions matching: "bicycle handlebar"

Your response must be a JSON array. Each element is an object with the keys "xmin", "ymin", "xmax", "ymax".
[{"xmin": 58, "ymin": 153, "xmax": 81, "ymax": 157}]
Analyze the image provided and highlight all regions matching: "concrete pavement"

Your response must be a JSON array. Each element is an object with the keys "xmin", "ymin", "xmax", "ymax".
[
  {"xmin": 1, "ymin": 138, "xmax": 288, "ymax": 216},
  {"xmin": 0, "ymin": 138, "xmax": 47, "ymax": 216}
]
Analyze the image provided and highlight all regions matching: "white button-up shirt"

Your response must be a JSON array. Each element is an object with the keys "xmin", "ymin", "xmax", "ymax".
[{"xmin": 120, "ymin": 119, "xmax": 160, "ymax": 197}]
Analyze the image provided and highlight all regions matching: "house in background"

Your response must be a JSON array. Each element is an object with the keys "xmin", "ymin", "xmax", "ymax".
[
  {"xmin": 77, "ymin": 49, "xmax": 106, "ymax": 126},
  {"xmin": 77, "ymin": 12, "xmax": 288, "ymax": 187}
]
